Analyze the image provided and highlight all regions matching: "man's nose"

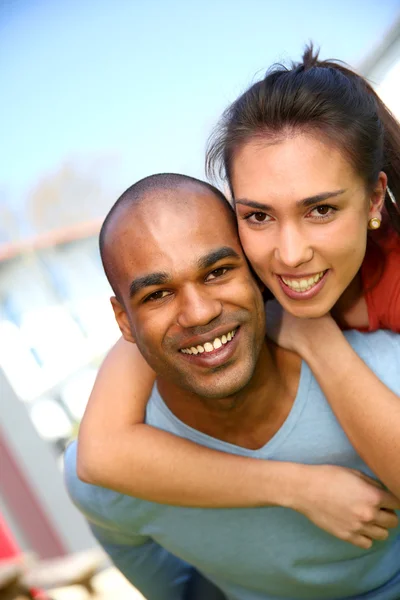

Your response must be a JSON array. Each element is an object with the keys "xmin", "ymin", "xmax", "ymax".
[
  {"xmin": 176, "ymin": 286, "xmax": 223, "ymax": 329},
  {"xmin": 274, "ymin": 224, "xmax": 313, "ymax": 268}
]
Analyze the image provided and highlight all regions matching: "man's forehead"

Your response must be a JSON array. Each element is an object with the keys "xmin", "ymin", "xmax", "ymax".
[
  {"xmin": 112, "ymin": 186, "xmax": 236, "ymax": 241},
  {"xmin": 104, "ymin": 183, "xmax": 240, "ymax": 290},
  {"xmin": 135, "ymin": 184, "xmax": 230, "ymax": 216}
]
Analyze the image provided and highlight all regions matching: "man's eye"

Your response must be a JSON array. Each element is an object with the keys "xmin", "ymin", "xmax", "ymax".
[
  {"xmin": 144, "ymin": 290, "xmax": 170, "ymax": 302},
  {"xmin": 207, "ymin": 267, "xmax": 228, "ymax": 281}
]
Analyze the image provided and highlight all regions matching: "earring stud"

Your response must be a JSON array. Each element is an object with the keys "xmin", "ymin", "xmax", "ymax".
[{"xmin": 368, "ymin": 217, "xmax": 381, "ymax": 230}]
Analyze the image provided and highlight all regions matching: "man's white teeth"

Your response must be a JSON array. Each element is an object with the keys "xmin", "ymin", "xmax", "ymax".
[
  {"xmin": 281, "ymin": 271, "xmax": 325, "ymax": 292},
  {"xmin": 181, "ymin": 328, "xmax": 237, "ymax": 354}
]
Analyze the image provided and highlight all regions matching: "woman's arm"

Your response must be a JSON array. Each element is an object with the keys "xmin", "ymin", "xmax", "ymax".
[
  {"xmin": 77, "ymin": 338, "xmax": 303, "ymax": 507},
  {"xmin": 77, "ymin": 337, "xmax": 399, "ymax": 549},
  {"xmin": 266, "ymin": 302, "xmax": 400, "ymax": 498}
]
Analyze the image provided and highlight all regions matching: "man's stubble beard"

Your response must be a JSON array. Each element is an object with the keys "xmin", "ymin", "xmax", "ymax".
[{"xmin": 163, "ymin": 345, "xmax": 262, "ymax": 405}]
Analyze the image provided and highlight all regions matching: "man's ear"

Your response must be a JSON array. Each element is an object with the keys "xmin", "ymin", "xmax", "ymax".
[
  {"xmin": 368, "ymin": 171, "xmax": 387, "ymax": 219},
  {"xmin": 110, "ymin": 296, "xmax": 136, "ymax": 344}
]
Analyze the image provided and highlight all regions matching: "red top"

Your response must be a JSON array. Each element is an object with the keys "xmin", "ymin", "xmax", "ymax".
[{"xmin": 361, "ymin": 226, "xmax": 400, "ymax": 333}]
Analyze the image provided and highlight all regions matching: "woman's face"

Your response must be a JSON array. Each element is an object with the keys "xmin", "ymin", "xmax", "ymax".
[{"xmin": 231, "ymin": 134, "xmax": 385, "ymax": 318}]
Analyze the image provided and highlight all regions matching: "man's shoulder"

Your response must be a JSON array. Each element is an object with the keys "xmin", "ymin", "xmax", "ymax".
[
  {"xmin": 343, "ymin": 329, "xmax": 400, "ymax": 387},
  {"xmin": 64, "ymin": 442, "xmax": 153, "ymax": 547},
  {"xmin": 64, "ymin": 441, "xmax": 119, "ymax": 526},
  {"xmin": 344, "ymin": 328, "xmax": 399, "ymax": 353},
  {"xmin": 64, "ymin": 441, "xmax": 148, "ymax": 529}
]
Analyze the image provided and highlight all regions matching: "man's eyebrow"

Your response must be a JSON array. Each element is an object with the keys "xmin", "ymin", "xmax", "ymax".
[
  {"xmin": 235, "ymin": 189, "xmax": 347, "ymax": 211},
  {"xmin": 197, "ymin": 246, "xmax": 241, "ymax": 271},
  {"xmin": 129, "ymin": 248, "xmax": 241, "ymax": 298},
  {"xmin": 129, "ymin": 272, "xmax": 170, "ymax": 298}
]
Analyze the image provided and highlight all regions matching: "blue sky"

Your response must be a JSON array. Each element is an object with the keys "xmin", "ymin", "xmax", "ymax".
[{"xmin": 1, "ymin": 0, "xmax": 400, "ymax": 221}]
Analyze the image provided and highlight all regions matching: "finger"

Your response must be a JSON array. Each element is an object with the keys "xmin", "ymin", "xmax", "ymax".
[
  {"xmin": 351, "ymin": 469, "xmax": 384, "ymax": 490},
  {"xmin": 355, "ymin": 472, "xmax": 383, "ymax": 489},
  {"xmin": 349, "ymin": 535, "xmax": 373, "ymax": 550},
  {"xmin": 378, "ymin": 490, "xmax": 400, "ymax": 510},
  {"xmin": 354, "ymin": 473, "xmax": 400, "ymax": 508},
  {"xmin": 375, "ymin": 509, "xmax": 399, "ymax": 529},
  {"xmin": 360, "ymin": 525, "xmax": 389, "ymax": 542}
]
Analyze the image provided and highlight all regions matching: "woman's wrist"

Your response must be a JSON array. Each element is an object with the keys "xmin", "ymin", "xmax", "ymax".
[
  {"xmin": 258, "ymin": 461, "xmax": 311, "ymax": 510},
  {"xmin": 295, "ymin": 316, "xmax": 342, "ymax": 363}
]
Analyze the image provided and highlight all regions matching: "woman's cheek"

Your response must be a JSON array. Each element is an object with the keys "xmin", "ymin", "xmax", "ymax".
[{"xmin": 239, "ymin": 230, "xmax": 272, "ymax": 273}]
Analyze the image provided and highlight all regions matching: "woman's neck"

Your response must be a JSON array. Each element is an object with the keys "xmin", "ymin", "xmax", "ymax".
[{"xmin": 331, "ymin": 272, "xmax": 369, "ymax": 330}]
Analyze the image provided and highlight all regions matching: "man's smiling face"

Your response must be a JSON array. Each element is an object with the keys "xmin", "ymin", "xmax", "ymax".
[{"xmin": 108, "ymin": 184, "xmax": 266, "ymax": 399}]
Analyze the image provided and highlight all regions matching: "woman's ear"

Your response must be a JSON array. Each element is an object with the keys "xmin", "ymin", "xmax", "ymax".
[
  {"xmin": 110, "ymin": 297, "xmax": 136, "ymax": 344},
  {"xmin": 368, "ymin": 171, "xmax": 388, "ymax": 219}
]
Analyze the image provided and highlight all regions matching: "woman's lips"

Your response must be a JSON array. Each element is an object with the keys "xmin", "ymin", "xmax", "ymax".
[{"xmin": 276, "ymin": 270, "xmax": 329, "ymax": 300}]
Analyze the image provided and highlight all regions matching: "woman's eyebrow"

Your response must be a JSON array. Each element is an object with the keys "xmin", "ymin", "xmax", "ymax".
[
  {"xmin": 235, "ymin": 199, "xmax": 272, "ymax": 210},
  {"xmin": 235, "ymin": 189, "xmax": 346, "ymax": 211},
  {"xmin": 297, "ymin": 189, "xmax": 347, "ymax": 208}
]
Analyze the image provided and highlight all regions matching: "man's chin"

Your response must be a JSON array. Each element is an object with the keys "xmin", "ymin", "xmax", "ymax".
[{"xmin": 181, "ymin": 370, "xmax": 253, "ymax": 401}]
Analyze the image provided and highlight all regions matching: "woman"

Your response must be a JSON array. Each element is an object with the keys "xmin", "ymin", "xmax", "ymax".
[{"xmin": 76, "ymin": 46, "xmax": 400, "ymax": 545}]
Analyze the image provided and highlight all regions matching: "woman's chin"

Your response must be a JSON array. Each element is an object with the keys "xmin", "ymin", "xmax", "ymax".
[{"xmin": 277, "ymin": 295, "xmax": 335, "ymax": 320}]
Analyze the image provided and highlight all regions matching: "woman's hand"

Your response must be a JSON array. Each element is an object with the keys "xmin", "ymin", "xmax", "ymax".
[
  {"xmin": 266, "ymin": 300, "xmax": 338, "ymax": 355},
  {"xmin": 293, "ymin": 465, "xmax": 400, "ymax": 549}
]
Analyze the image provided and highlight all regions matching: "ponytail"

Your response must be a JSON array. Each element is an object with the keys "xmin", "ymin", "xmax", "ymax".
[{"xmin": 376, "ymin": 98, "xmax": 400, "ymax": 234}]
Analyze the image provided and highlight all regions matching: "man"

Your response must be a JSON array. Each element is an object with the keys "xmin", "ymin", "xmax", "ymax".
[{"xmin": 65, "ymin": 174, "xmax": 400, "ymax": 600}]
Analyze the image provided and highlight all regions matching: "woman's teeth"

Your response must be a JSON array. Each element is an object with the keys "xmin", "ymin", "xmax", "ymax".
[
  {"xmin": 281, "ymin": 271, "xmax": 325, "ymax": 292},
  {"xmin": 181, "ymin": 328, "xmax": 237, "ymax": 355}
]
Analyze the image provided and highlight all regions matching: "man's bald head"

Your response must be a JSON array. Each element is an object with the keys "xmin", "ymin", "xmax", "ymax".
[{"xmin": 99, "ymin": 173, "xmax": 236, "ymax": 300}]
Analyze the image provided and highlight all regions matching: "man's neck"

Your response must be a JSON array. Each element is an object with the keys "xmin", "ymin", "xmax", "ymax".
[{"xmin": 157, "ymin": 341, "xmax": 302, "ymax": 450}]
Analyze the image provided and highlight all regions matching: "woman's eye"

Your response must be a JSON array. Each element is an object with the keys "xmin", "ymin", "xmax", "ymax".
[
  {"xmin": 245, "ymin": 212, "xmax": 271, "ymax": 224},
  {"xmin": 207, "ymin": 267, "xmax": 228, "ymax": 281},
  {"xmin": 308, "ymin": 205, "xmax": 336, "ymax": 219},
  {"xmin": 145, "ymin": 290, "xmax": 170, "ymax": 302}
]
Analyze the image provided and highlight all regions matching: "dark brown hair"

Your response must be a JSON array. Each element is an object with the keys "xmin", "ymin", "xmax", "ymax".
[{"xmin": 206, "ymin": 45, "xmax": 400, "ymax": 234}]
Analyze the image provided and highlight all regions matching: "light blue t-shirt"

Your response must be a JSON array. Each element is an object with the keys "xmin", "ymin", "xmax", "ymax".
[{"xmin": 65, "ymin": 330, "xmax": 400, "ymax": 600}]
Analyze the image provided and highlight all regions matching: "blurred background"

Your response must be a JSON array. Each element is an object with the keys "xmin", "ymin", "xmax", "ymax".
[{"xmin": 1, "ymin": 0, "xmax": 400, "ymax": 596}]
